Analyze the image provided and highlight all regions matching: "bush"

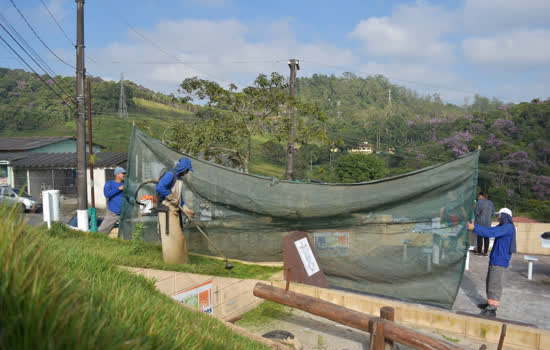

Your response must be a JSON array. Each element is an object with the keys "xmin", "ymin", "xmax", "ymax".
[{"xmin": 335, "ymin": 153, "xmax": 387, "ymax": 183}]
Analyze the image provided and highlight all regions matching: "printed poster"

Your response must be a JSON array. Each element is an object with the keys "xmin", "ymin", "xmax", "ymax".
[
  {"xmin": 294, "ymin": 237, "xmax": 320, "ymax": 277},
  {"xmin": 172, "ymin": 280, "xmax": 213, "ymax": 315},
  {"xmin": 314, "ymin": 232, "xmax": 350, "ymax": 257}
]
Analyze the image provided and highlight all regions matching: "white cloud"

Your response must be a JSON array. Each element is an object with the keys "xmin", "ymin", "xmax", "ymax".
[
  {"xmin": 462, "ymin": 29, "xmax": 550, "ymax": 66},
  {"xmin": 350, "ymin": 1, "xmax": 456, "ymax": 62},
  {"xmin": 464, "ymin": 0, "xmax": 550, "ymax": 32},
  {"xmin": 90, "ymin": 18, "xmax": 357, "ymax": 93}
]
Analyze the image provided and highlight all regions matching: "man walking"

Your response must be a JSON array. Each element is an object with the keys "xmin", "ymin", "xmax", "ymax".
[
  {"xmin": 156, "ymin": 158, "xmax": 195, "ymax": 264},
  {"xmin": 98, "ymin": 167, "xmax": 126, "ymax": 234},
  {"xmin": 467, "ymin": 208, "xmax": 516, "ymax": 317},
  {"xmin": 474, "ymin": 192, "xmax": 495, "ymax": 256}
]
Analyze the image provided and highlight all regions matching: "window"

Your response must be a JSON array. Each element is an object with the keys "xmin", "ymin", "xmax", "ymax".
[{"xmin": 0, "ymin": 165, "xmax": 7, "ymax": 178}]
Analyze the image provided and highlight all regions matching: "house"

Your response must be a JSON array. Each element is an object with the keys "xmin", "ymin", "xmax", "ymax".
[
  {"xmin": 6, "ymin": 152, "xmax": 127, "ymax": 209},
  {"xmin": 0, "ymin": 136, "xmax": 102, "ymax": 153},
  {"xmin": 349, "ymin": 141, "xmax": 373, "ymax": 154}
]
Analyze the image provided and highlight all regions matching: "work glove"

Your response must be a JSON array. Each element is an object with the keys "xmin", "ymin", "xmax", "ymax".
[
  {"xmin": 182, "ymin": 204, "xmax": 195, "ymax": 219},
  {"xmin": 165, "ymin": 193, "xmax": 179, "ymax": 207}
]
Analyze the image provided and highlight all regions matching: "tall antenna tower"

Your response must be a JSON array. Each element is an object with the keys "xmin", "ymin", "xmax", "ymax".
[{"xmin": 118, "ymin": 73, "xmax": 128, "ymax": 118}]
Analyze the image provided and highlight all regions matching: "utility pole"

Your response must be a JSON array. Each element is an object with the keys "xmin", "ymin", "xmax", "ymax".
[
  {"xmin": 75, "ymin": 0, "xmax": 88, "ymax": 229},
  {"xmin": 285, "ymin": 58, "xmax": 299, "ymax": 181},
  {"xmin": 388, "ymin": 89, "xmax": 392, "ymax": 108}
]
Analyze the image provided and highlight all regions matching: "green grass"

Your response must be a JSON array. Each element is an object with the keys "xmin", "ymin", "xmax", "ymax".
[
  {"xmin": 45, "ymin": 224, "xmax": 281, "ymax": 280},
  {"xmin": 236, "ymin": 301, "xmax": 293, "ymax": 328},
  {"xmin": 0, "ymin": 99, "xmax": 194, "ymax": 152},
  {"xmin": 249, "ymin": 160, "xmax": 286, "ymax": 178},
  {"xmin": 0, "ymin": 205, "xmax": 270, "ymax": 349}
]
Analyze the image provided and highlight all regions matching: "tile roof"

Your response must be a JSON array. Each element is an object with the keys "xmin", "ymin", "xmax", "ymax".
[
  {"xmin": 10, "ymin": 152, "xmax": 127, "ymax": 169},
  {"xmin": 0, "ymin": 152, "xmax": 31, "ymax": 161},
  {"xmin": 0, "ymin": 136, "xmax": 74, "ymax": 151}
]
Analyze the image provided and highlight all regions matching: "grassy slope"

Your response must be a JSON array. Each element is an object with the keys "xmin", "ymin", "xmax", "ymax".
[
  {"xmin": 0, "ymin": 206, "xmax": 270, "ymax": 349},
  {"xmin": 0, "ymin": 98, "xmax": 193, "ymax": 152},
  {"xmin": 48, "ymin": 224, "xmax": 281, "ymax": 280}
]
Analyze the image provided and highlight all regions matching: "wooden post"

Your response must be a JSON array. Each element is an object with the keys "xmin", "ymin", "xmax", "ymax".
[
  {"xmin": 370, "ymin": 318, "xmax": 385, "ymax": 350},
  {"xmin": 253, "ymin": 283, "xmax": 464, "ymax": 350},
  {"xmin": 380, "ymin": 307, "xmax": 395, "ymax": 350},
  {"xmin": 497, "ymin": 324, "xmax": 507, "ymax": 350}
]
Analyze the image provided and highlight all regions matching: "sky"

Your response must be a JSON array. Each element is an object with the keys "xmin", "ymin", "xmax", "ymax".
[{"xmin": 0, "ymin": 0, "xmax": 549, "ymax": 105}]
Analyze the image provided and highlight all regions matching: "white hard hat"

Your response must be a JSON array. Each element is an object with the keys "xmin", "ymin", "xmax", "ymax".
[{"xmin": 497, "ymin": 208, "xmax": 512, "ymax": 217}]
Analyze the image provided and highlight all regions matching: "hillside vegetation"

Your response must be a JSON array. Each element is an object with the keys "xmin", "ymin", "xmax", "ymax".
[
  {"xmin": 1, "ymin": 67, "xmax": 549, "ymax": 220},
  {"xmin": 0, "ymin": 205, "xmax": 271, "ymax": 349}
]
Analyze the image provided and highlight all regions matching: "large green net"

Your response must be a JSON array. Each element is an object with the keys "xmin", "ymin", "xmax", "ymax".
[{"xmin": 120, "ymin": 127, "xmax": 479, "ymax": 309}]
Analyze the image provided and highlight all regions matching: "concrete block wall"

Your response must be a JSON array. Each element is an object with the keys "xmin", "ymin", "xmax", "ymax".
[
  {"xmin": 270, "ymin": 280, "xmax": 550, "ymax": 350},
  {"xmin": 515, "ymin": 223, "xmax": 550, "ymax": 255},
  {"xmin": 120, "ymin": 266, "xmax": 263, "ymax": 321}
]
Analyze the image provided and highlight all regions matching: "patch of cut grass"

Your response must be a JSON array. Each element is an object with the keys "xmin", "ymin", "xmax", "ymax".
[
  {"xmin": 249, "ymin": 160, "xmax": 286, "ymax": 178},
  {"xmin": 0, "ymin": 205, "xmax": 269, "ymax": 349},
  {"xmin": 47, "ymin": 223, "xmax": 281, "ymax": 280},
  {"xmin": 236, "ymin": 301, "xmax": 294, "ymax": 328}
]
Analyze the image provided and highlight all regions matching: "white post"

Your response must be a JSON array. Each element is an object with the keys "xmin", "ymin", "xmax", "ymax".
[
  {"xmin": 42, "ymin": 190, "xmax": 51, "ymax": 229},
  {"xmin": 403, "ymin": 243, "xmax": 408, "ymax": 261},
  {"xmin": 528, "ymin": 261, "xmax": 533, "ymax": 280},
  {"xmin": 77, "ymin": 209, "xmax": 89, "ymax": 232},
  {"xmin": 50, "ymin": 190, "xmax": 60, "ymax": 221},
  {"xmin": 465, "ymin": 250, "xmax": 470, "ymax": 271}
]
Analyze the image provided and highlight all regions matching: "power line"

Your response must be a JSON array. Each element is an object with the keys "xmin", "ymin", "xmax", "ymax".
[
  {"xmin": 9, "ymin": 0, "xmax": 75, "ymax": 70},
  {"xmin": 39, "ymin": 0, "xmax": 97, "ymax": 64},
  {"xmin": 0, "ymin": 19, "xmax": 72, "ymax": 99},
  {"xmin": 39, "ymin": 0, "xmax": 73, "ymax": 46},
  {"xmin": 0, "ymin": 32, "xmax": 72, "ymax": 108}
]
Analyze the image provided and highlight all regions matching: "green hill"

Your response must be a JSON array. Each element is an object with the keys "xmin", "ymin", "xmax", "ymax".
[{"xmin": 0, "ymin": 68, "xmax": 194, "ymax": 152}]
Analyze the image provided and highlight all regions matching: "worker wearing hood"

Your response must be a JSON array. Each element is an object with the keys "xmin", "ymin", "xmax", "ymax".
[{"xmin": 155, "ymin": 158, "xmax": 195, "ymax": 264}]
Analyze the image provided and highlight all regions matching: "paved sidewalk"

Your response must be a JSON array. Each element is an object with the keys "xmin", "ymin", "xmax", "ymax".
[{"xmin": 454, "ymin": 253, "xmax": 550, "ymax": 330}]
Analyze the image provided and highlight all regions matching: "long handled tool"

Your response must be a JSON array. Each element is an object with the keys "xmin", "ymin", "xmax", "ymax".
[{"xmin": 193, "ymin": 223, "xmax": 234, "ymax": 270}]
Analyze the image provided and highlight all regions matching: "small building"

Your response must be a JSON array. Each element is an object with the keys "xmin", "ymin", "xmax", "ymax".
[
  {"xmin": 0, "ymin": 136, "xmax": 102, "ymax": 153},
  {"xmin": 6, "ymin": 152, "xmax": 127, "ymax": 209},
  {"xmin": 349, "ymin": 142, "xmax": 373, "ymax": 154}
]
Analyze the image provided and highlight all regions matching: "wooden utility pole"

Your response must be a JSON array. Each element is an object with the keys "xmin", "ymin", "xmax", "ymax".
[
  {"xmin": 75, "ymin": 0, "xmax": 87, "ymax": 212},
  {"xmin": 285, "ymin": 58, "xmax": 299, "ymax": 180},
  {"xmin": 87, "ymin": 79, "xmax": 94, "ymax": 208}
]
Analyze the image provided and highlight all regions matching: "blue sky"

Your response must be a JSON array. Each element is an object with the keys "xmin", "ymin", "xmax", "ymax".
[{"xmin": 0, "ymin": 0, "xmax": 549, "ymax": 104}]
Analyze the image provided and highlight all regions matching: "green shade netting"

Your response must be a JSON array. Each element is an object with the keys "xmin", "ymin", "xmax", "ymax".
[{"xmin": 120, "ymin": 127, "xmax": 479, "ymax": 309}]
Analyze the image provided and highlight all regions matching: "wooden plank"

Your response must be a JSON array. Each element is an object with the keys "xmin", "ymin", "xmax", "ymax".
[{"xmin": 254, "ymin": 283, "xmax": 466, "ymax": 350}]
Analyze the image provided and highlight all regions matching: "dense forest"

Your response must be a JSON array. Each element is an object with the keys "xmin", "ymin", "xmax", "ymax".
[{"xmin": 0, "ymin": 67, "xmax": 549, "ymax": 220}]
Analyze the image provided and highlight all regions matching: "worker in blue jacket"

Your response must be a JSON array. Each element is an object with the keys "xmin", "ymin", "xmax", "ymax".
[
  {"xmin": 155, "ymin": 158, "xmax": 195, "ymax": 264},
  {"xmin": 467, "ymin": 208, "xmax": 517, "ymax": 317},
  {"xmin": 98, "ymin": 167, "xmax": 126, "ymax": 234}
]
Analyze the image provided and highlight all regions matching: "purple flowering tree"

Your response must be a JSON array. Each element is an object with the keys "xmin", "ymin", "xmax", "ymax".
[
  {"xmin": 492, "ymin": 119, "xmax": 518, "ymax": 137},
  {"xmin": 439, "ymin": 131, "xmax": 472, "ymax": 158},
  {"xmin": 499, "ymin": 151, "xmax": 537, "ymax": 171},
  {"xmin": 532, "ymin": 176, "xmax": 550, "ymax": 201}
]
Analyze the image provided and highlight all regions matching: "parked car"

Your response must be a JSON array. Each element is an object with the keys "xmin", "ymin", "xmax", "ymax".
[{"xmin": 0, "ymin": 186, "xmax": 41, "ymax": 212}]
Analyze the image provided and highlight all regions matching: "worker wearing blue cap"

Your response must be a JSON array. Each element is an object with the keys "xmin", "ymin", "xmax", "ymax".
[
  {"xmin": 98, "ymin": 166, "xmax": 126, "ymax": 234},
  {"xmin": 155, "ymin": 158, "xmax": 195, "ymax": 264}
]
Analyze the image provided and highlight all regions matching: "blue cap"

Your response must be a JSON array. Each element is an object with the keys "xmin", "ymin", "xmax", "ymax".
[
  {"xmin": 114, "ymin": 167, "xmax": 126, "ymax": 175},
  {"xmin": 174, "ymin": 158, "xmax": 193, "ymax": 174}
]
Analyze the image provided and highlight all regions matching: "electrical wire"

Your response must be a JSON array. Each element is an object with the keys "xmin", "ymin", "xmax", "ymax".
[
  {"xmin": 0, "ymin": 32, "xmax": 72, "ymax": 108},
  {"xmin": 9, "ymin": 0, "xmax": 75, "ymax": 69}
]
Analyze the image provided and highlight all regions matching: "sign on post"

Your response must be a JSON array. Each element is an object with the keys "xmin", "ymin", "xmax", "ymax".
[{"xmin": 283, "ymin": 231, "xmax": 329, "ymax": 288}]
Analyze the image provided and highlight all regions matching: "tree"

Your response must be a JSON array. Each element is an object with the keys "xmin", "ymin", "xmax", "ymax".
[
  {"xmin": 335, "ymin": 153, "xmax": 387, "ymax": 183},
  {"xmin": 174, "ymin": 73, "xmax": 324, "ymax": 173}
]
